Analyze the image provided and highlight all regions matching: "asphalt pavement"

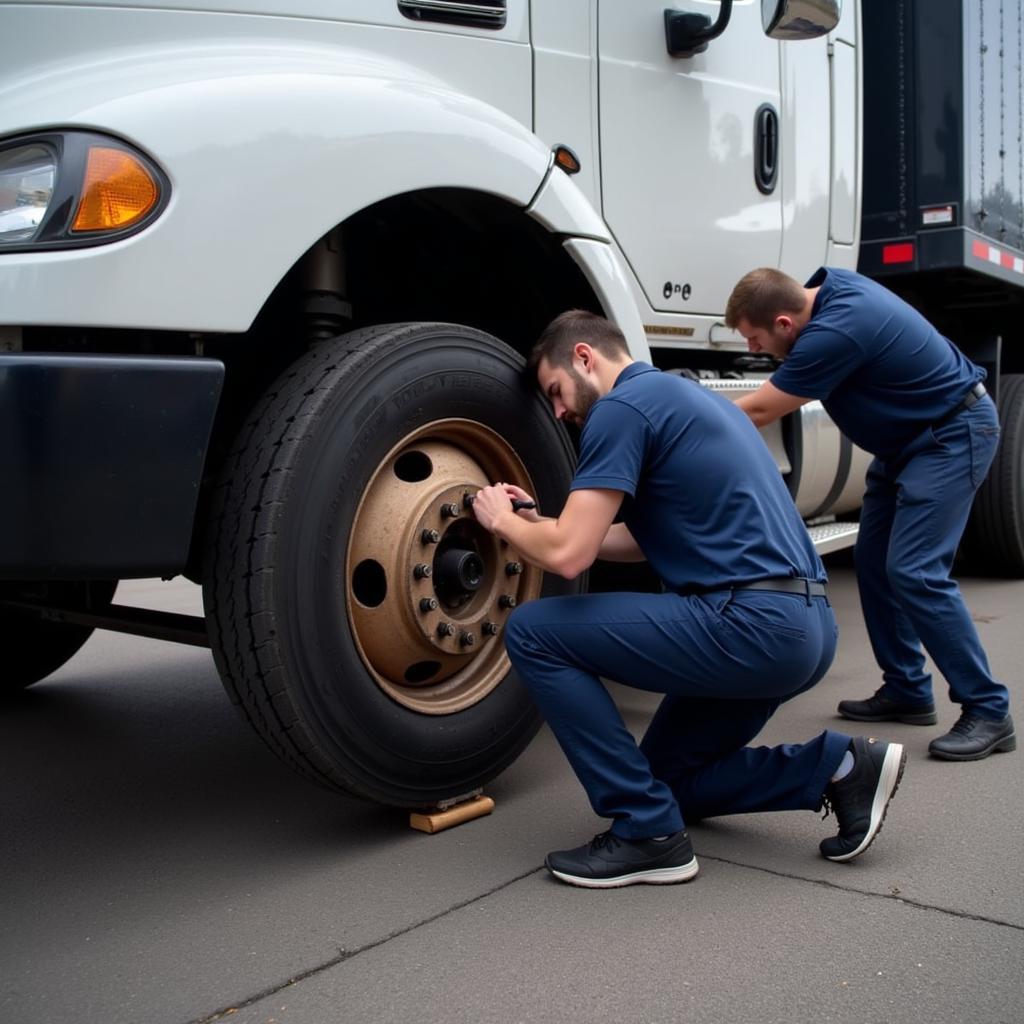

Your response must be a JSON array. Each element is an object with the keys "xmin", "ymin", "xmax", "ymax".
[{"xmin": 2, "ymin": 561, "xmax": 1022, "ymax": 1024}]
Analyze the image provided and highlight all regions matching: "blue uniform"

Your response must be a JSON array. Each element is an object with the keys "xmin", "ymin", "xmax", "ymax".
[
  {"xmin": 772, "ymin": 267, "xmax": 1008, "ymax": 719},
  {"xmin": 571, "ymin": 364, "xmax": 823, "ymax": 591},
  {"xmin": 772, "ymin": 267, "xmax": 984, "ymax": 460},
  {"xmin": 505, "ymin": 363, "xmax": 849, "ymax": 839}
]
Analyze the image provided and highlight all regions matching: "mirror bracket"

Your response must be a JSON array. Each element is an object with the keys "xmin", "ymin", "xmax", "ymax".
[{"xmin": 664, "ymin": 1, "xmax": 734, "ymax": 58}]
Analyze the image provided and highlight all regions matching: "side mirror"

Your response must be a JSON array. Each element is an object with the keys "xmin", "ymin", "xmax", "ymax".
[
  {"xmin": 664, "ymin": 1, "xmax": 733, "ymax": 58},
  {"xmin": 762, "ymin": 0, "xmax": 840, "ymax": 40}
]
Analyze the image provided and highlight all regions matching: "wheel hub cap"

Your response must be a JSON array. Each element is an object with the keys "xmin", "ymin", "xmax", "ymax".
[{"xmin": 346, "ymin": 420, "xmax": 542, "ymax": 714}]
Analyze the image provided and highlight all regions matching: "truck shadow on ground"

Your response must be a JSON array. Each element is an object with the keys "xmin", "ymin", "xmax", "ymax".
[{"xmin": 0, "ymin": 653, "xmax": 416, "ymax": 865}]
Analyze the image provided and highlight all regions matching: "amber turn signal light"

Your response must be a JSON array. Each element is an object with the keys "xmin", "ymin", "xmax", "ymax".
[
  {"xmin": 553, "ymin": 144, "xmax": 581, "ymax": 175},
  {"xmin": 71, "ymin": 146, "xmax": 160, "ymax": 233}
]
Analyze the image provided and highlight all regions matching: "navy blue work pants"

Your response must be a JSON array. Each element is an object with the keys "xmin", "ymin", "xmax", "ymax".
[
  {"xmin": 505, "ymin": 588, "xmax": 849, "ymax": 839},
  {"xmin": 855, "ymin": 398, "xmax": 1008, "ymax": 719}
]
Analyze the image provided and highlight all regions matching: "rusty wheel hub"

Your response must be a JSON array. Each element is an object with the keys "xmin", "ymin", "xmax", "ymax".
[{"xmin": 346, "ymin": 420, "xmax": 541, "ymax": 714}]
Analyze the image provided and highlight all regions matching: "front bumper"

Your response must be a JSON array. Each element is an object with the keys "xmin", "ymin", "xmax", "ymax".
[{"xmin": 1, "ymin": 353, "xmax": 223, "ymax": 579}]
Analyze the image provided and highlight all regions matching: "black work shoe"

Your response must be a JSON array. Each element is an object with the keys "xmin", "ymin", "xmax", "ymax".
[
  {"xmin": 820, "ymin": 736, "xmax": 906, "ymax": 863},
  {"xmin": 928, "ymin": 712, "xmax": 1016, "ymax": 761},
  {"xmin": 545, "ymin": 829, "xmax": 699, "ymax": 889},
  {"xmin": 837, "ymin": 689, "xmax": 937, "ymax": 725}
]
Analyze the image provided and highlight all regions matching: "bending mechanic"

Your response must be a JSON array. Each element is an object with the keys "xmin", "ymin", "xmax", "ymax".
[
  {"xmin": 726, "ymin": 267, "xmax": 1015, "ymax": 762},
  {"xmin": 470, "ymin": 310, "xmax": 905, "ymax": 889}
]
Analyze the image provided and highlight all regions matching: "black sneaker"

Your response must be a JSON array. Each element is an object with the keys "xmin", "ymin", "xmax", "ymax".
[
  {"xmin": 837, "ymin": 689, "xmax": 937, "ymax": 725},
  {"xmin": 928, "ymin": 712, "xmax": 1016, "ymax": 761},
  {"xmin": 545, "ymin": 829, "xmax": 699, "ymax": 889},
  {"xmin": 820, "ymin": 736, "xmax": 906, "ymax": 862}
]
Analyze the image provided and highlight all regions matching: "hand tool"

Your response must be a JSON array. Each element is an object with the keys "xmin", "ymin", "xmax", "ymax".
[{"xmin": 462, "ymin": 493, "xmax": 536, "ymax": 512}]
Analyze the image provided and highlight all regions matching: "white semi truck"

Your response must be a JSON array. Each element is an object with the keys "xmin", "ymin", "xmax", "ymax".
[{"xmin": 1, "ymin": 0, "xmax": 1021, "ymax": 806}]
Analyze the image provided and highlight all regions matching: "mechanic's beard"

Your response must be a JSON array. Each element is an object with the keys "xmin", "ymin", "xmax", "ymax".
[
  {"xmin": 568, "ymin": 368, "xmax": 601, "ymax": 425},
  {"xmin": 770, "ymin": 324, "xmax": 796, "ymax": 361}
]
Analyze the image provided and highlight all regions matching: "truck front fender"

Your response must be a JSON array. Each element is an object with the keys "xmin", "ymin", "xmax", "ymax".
[
  {"xmin": 526, "ymin": 167, "xmax": 649, "ymax": 359},
  {"xmin": 0, "ymin": 42, "xmax": 551, "ymax": 331}
]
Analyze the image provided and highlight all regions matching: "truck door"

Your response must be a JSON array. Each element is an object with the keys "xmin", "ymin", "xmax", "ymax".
[{"xmin": 598, "ymin": 1, "xmax": 783, "ymax": 315}]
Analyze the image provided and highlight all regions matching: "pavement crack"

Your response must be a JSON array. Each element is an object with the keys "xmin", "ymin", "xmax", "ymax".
[
  {"xmin": 187, "ymin": 854, "xmax": 1020, "ymax": 1023},
  {"xmin": 702, "ymin": 853, "xmax": 1024, "ymax": 931},
  {"xmin": 186, "ymin": 865, "xmax": 545, "ymax": 1024}
]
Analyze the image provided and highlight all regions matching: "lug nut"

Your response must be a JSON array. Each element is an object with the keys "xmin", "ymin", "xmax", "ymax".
[
  {"xmin": 419, "ymin": 597, "xmax": 438, "ymax": 613},
  {"xmin": 414, "ymin": 563, "xmax": 432, "ymax": 579},
  {"xmin": 459, "ymin": 631, "xmax": 476, "ymax": 647},
  {"xmin": 440, "ymin": 502, "xmax": 460, "ymax": 519},
  {"xmin": 482, "ymin": 621, "xmax": 500, "ymax": 636},
  {"xmin": 462, "ymin": 492, "xmax": 475, "ymax": 509},
  {"xmin": 498, "ymin": 594, "xmax": 517, "ymax": 609},
  {"xmin": 505, "ymin": 561, "xmax": 523, "ymax": 576},
  {"xmin": 436, "ymin": 622, "xmax": 455, "ymax": 638},
  {"xmin": 421, "ymin": 528, "xmax": 441, "ymax": 544}
]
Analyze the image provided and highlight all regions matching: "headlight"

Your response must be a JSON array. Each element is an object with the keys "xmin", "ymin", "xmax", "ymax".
[
  {"xmin": 0, "ymin": 131, "xmax": 167, "ymax": 251},
  {"xmin": 0, "ymin": 144, "xmax": 56, "ymax": 244}
]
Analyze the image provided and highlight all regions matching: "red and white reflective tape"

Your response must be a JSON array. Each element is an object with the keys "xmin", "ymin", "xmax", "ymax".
[{"xmin": 972, "ymin": 238, "xmax": 1024, "ymax": 274}]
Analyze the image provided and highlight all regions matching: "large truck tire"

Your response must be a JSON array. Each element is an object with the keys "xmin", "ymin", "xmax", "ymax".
[
  {"xmin": 0, "ymin": 580, "xmax": 118, "ymax": 694},
  {"xmin": 966, "ymin": 373, "xmax": 1024, "ymax": 576},
  {"xmin": 203, "ymin": 322, "xmax": 580, "ymax": 806}
]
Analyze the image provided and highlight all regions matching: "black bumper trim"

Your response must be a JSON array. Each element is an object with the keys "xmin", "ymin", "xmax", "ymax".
[{"xmin": 0, "ymin": 353, "xmax": 224, "ymax": 579}]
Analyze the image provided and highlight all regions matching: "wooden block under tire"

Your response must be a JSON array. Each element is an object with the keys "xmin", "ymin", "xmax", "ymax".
[{"xmin": 409, "ymin": 795, "xmax": 495, "ymax": 834}]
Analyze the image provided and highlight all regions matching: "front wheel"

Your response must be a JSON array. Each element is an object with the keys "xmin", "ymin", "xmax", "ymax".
[{"xmin": 203, "ymin": 322, "xmax": 580, "ymax": 805}]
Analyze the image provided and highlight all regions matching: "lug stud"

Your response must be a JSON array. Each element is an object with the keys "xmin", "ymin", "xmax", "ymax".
[
  {"xmin": 421, "ymin": 528, "xmax": 441, "ymax": 544},
  {"xmin": 498, "ymin": 594, "xmax": 517, "ymax": 609},
  {"xmin": 414, "ymin": 563, "xmax": 432, "ymax": 579},
  {"xmin": 505, "ymin": 561, "xmax": 523, "ymax": 576},
  {"xmin": 440, "ymin": 502, "xmax": 460, "ymax": 519},
  {"xmin": 482, "ymin": 621, "xmax": 499, "ymax": 636},
  {"xmin": 459, "ymin": 631, "xmax": 476, "ymax": 647},
  {"xmin": 419, "ymin": 597, "xmax": 438, "ymax": 613},
  {"xmin": 437, "ymin": 622, "xmax": 455, "ymax": 638}
]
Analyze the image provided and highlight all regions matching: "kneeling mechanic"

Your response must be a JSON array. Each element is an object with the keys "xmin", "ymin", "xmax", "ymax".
[{"xmin": 471, "ymin": 310, "xmax": 906, "ymax": 889}]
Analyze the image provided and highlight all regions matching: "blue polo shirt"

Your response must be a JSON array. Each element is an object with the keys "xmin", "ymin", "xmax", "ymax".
[
  {"xmin": 771, "ymin": 267, "xmax": 983, "ymax": 459},
  {"xmin": 570, "ymin": 362, "xmax": 824, "ymax": 593}
]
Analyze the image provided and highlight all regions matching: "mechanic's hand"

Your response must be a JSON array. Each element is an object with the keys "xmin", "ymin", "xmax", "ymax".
[{"xmin": 471, "ymin": 483, "xmax": 515, "ymax": 533}]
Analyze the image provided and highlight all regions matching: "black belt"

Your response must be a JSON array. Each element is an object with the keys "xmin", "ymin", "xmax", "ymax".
[
  {"xmin": 934, "ymin": 382, "xmax": 988, "ymax": 430},
  {"xmin": 733, "ymin": 577, "xmax": 828, "ymax": 598}
]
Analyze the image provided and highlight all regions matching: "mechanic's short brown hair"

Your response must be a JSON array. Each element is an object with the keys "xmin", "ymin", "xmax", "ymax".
[
  {"xmin": 529, "ymin": 310, "xmax": 629, "ymax": 373},
  {"xmin": 725, "ymin": 268, "xmax": 806, "ymax": 330}
]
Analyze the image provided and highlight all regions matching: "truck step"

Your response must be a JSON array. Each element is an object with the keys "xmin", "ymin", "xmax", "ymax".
[{"xmin": 808, "ymin": 521, "xmax": 859, "ymax": 555}]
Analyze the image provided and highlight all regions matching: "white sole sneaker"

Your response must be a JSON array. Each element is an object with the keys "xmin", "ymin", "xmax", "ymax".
[
  {"xmin": 548, "ymin": 856, "xmax": 700, "ymax": 889},
  {"xmin": 826, "ymin": 742, "xmax": 906, "ymax": 863}
]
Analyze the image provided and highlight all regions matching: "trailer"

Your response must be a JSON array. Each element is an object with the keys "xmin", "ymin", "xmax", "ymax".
[{"xmin": 858, "ymin": 0, "xmax": 1024, "ymax": 571}]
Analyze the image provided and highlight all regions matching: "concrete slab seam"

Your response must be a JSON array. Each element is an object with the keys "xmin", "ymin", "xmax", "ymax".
[
  {"xmin": 703, "ymin": 854, "xmax": 1024, "ymax": 932},
  {"xmin": 185, "ymin": 866, "xmax": 546, "ymax": 1024}
]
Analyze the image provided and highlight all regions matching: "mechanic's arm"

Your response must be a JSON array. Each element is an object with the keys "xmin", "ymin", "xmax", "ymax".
[
  {"xmin": 598, "ymin": 522, "xmax": 645, "ymax": 562},
  {"xmin": 734, "ymin": 381, "xmax": 810, "ymax": 428},
  {"xmin": 472, "ymin": 485, "xmax": 623, "ymax": 580}
]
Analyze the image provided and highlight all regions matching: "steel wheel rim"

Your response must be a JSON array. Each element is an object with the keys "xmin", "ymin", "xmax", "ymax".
[{"xmin": 346, "ymin": 419, "xmax": 542, "ymax": 715}]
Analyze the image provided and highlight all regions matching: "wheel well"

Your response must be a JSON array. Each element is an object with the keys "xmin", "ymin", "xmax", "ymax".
[
  {"xmin": 201, "ymin": 187, "xmax": 603, "ymax": 424},
  {"xmin": 341, "ymin": 188, "xmax": 601, "ymax": 348}
]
